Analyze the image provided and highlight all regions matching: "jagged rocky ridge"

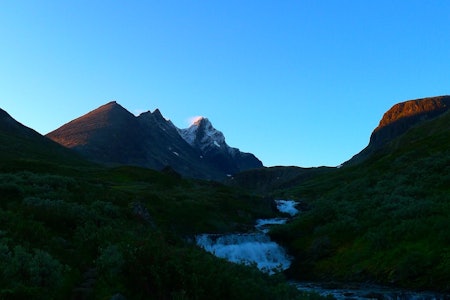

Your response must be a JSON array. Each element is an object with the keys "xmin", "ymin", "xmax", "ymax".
[
  {"xmin": 178, "ymin": 117, "xmax": 263, "ymax": 176},
  {"xmin": 46, "ymin": 102, "xmax": 262, "ymax": 180}
]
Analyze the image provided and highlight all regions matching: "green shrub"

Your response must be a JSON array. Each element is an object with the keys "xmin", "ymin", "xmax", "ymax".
[
  {"xmin": 0, "ymin": 242, "xmax": 66, "ymax": 298},
  {"xmin": 96, "ymin": 244, "xmax": 124, "ymax": 281},
  {"xmin": 23, "ymin": 197, "xmax": 89, "ymax": 229}
]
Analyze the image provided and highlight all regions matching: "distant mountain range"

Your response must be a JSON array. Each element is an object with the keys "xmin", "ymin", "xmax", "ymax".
[
  {"xmin": 46, "ymin": 101, "xmax": 263, "ymax": 180},
  {"xmin": 1, "ymin": 96, "xmax": 448, "ymax": 182}
]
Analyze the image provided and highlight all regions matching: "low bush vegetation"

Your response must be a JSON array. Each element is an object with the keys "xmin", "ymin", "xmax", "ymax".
[
  {"xmin": 271, "ymin": 114, "xmax": 450, "ymax": 292},
  {"xmin": 0, "ymin": 165, "xmax": 313, "ymax": 299}
]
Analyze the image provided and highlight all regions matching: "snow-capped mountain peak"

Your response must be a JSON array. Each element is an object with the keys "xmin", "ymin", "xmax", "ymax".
[
  {"xmin": 179, "ymin": 117, "xmax": 227, "ymax": 152},
  {"xmin": 178, "ymin": 116, "xmax": 263, "ymax": 174}
]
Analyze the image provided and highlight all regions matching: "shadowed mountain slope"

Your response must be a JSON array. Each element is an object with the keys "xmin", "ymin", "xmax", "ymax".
[
  {"xmin": 0, "ymin": 107, "xmax": 87, "ymax": 169},
  {"xmin": 47, "ymin": 102, "xmax": 262, "ymax": 180}
]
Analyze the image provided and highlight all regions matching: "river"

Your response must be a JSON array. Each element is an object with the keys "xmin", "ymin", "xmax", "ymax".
[
  {"xmin": 195, "ymin": 200, "xmax": 297, "ymax": 274},
  {"xmin": 195, "ymin": 200, "xmax": 449, "ymax": 300}
]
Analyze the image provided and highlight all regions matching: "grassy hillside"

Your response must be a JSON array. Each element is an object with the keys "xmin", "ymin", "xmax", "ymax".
[
  {"xmin": 0, "ymin": 113, "xmax": 317, "ymax": 299},
  {"xmin": 271, "ymin": 111, "xmax": 450, "ymax": 292},
  {"xmin": 227, "ymin": 166, "xmax": 334, "ymax": 196},
  {"xmin": 0, "ymin": 167, "xmax": 304, "ymax": 299}
]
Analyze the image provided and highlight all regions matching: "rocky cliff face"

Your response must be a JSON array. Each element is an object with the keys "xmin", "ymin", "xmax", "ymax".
[
  {"xmin": 370, "ymin": 96, "xmax": 450, "ymax": 147},
  {"xmin": 346, "ymin": 95, "xmax": 450, "ymax": 164},
  {"xmin": 178, "ymin": 117, "xmax": 263, "ymax": 175},
  {"xmin": 47, "ymin": 102, "xmax": 263, "ymax": 180}
]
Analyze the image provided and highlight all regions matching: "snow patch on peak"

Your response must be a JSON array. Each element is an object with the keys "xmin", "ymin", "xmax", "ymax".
[
  {"xmin": 178, "ymin": 117, "xmax": 231, "ymax": 153},
  {"xmin": 178, "ymin": 124, "xmax": 198, "ymax": 146},
  {"xmin": 196, "ymin": 120, "xmax": 227, "ymax": 151}
]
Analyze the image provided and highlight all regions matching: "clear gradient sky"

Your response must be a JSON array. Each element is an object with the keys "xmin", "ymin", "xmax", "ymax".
[{"xmin": 1, "ymin": 1, "xmax": 449, "ymax": 167}]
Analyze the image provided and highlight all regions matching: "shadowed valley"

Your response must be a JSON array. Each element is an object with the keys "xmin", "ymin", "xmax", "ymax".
[{"xmin": 1, "ymin": 95, "xmax": 449, "ymax": 298}]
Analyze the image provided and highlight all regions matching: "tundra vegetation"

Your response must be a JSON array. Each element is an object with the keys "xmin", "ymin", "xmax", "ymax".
[
  {"xmin": 271, "ymin": 111, "xmax": 450, "ymax": 292},
  {"xmin": 0, "ymin": 165, "xmax": 315, "ymax": 299}
]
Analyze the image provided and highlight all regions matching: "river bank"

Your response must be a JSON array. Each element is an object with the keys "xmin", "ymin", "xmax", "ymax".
[
  {"xmin": 293, "ymin": 281, "xmax": 450, "ymax": 300},
  {"xmin": 195, "ymin": 199, "xmax": 449, "ymax": 299}
]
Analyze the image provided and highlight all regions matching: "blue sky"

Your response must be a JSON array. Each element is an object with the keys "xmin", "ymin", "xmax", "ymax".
[{"xmin": 1, "ymin": 1, "xmax": 449, "ymax": 167}]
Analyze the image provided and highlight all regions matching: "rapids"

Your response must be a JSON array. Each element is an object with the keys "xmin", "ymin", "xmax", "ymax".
[
  {"xmin": 195, "ymin": 233, "xmax": 291, "ymax": 274},
  {"xmin": 195, "ymin": 199, "xmax": 299, "ymax": 274}
]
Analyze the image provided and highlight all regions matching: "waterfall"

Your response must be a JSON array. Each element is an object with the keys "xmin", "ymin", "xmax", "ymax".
[
  {"xmin": 195, "ymin": 233, "xmax": 291, "ymax": 274},
  {"xmin": 195, "ymin": 199, "xmax": 299, "ymax": 274}
]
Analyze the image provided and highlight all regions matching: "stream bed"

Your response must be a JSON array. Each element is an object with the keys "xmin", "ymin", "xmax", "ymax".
[
  {"xmin": 293, "ymin": 281, "xmax": 449, "ymax": 300},
  {"xmin": 195, "ymin": 200, "xmax": 297, "ymax": 274},
  {"xmin": 195, "ymin": 200, "xmax": 449, "ymax": 299}
]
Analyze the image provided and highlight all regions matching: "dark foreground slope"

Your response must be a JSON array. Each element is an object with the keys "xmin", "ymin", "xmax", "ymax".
[
  {"xmin": 271, "ymin": 108, "xmax": 450, "ymax": 291},
  {"xmin": 0, "ymin": 108, "xmax": 309, "ymax": 299}
]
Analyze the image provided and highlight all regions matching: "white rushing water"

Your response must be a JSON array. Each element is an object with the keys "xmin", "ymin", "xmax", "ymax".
[
  {"xmin": 195, "ymin": 199, "xmax": 299, "ymax": 275},
  {"xmin": 195, "ymin": 233, "xmax": 291, "ymax": 274},
  {"xmin": 254, "ymin": 218, "xmax": 287, "ymax": 233},
  {"xmin": 275, "ymin": 199, "xmax": 299, "ymax": 216}
]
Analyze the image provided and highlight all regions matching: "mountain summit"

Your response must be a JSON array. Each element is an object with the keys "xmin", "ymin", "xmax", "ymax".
[
  {"xmin": 47, "ymin": 102, "xmax": 262, "ymax": 180},
  {"xmin": 179, "ymin": 117, "xmax": 227, "ymax": 151},
  {"xmin": 179, "ymin": 117, "xmax": 263, "ymax": 175}
]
